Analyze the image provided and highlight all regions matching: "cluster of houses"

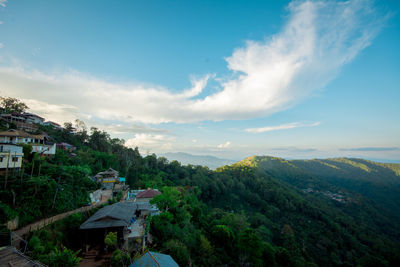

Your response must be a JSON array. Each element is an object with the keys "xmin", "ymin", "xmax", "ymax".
[
  {"xmin": 1, "ymin": 112, "xmax": 62, "ymax": 132},
  {"xmin": 0, "ymin": 129, "xmax": 57, "ymax": 170},
  {"xmin": 79, "ymin": 186, "xmax": 178, "ymax": 266},
  {"xmin": 0, "ymin": 110, "xmax": 179, "ymax": 266},
  {"xmin": 0, "ymin": 111, "xmax": 79, "ymax": 172}
]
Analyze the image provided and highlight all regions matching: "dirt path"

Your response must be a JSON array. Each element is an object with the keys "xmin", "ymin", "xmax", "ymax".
[{"xmin": 15, "ymin": 190, "xmax": 112, "ymax": 237}]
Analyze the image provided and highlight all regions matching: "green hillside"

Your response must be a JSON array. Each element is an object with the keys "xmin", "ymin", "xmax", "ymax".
[
  {"xmin": 236, "ymin": 156, "xmax": 400, "ymax": 221},
  {"xmin": 1, "ymin": 107, "xmax": 399, "ymax": 266}
]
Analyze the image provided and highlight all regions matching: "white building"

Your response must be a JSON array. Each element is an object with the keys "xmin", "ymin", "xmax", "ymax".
[
  {"xmin": 23, "ymin": 113, "xmax": 45, "ymax": 124},
  {"xmin": 43, "ymin": 121, "xmax": 62, "ymax": 129},
  {"xmin": 0, "ymin": 144, "xmax": 23, "ymax": 169},
  {"xmin": 0, "ymin": 129, "xmax": 56, "ymax": 155}
]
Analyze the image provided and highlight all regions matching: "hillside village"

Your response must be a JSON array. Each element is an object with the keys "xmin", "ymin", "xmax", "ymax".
[
  {"xmin": 1, "ymin": 97, "xmax": 400, "ymax": 267},
  {"xmin": 0, "ymin": 97, "xmax": 179, "ymax": 266}
]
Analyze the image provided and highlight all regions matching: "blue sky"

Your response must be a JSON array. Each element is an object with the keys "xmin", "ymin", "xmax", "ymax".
[{"xmin": 0, "ymin": 0, "xmax": 399, "ymax": 161}]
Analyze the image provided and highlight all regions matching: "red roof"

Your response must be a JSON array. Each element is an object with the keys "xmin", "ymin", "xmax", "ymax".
[{"xmin": 136, "ymin": 189, "xmax": 161, "ymax": 199}]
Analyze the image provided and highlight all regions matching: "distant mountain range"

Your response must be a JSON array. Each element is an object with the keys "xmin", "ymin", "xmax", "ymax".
[{"xmin": 160, "ymin": 152, "xmax": 236, "ymax": 169}]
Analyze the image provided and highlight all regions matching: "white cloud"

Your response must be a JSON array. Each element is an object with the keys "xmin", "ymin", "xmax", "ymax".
[
  {"xmin": 245, "ymin": 121, "xmax": 320, "ymax": 133},
  {"xmin": 0, "ymin": 21, "xmax": 4, "ymax": 25},
  {"xmin": 99, "ymin": 124, "xmax": 167, "ymax": 135},
  {"xmin": 0, "ymin": 0, "xmax": 384, "ymax": 124},
  {"xmin": 125, "ymin": 134, "xmax": 175, "ymax": 153},
  {"xmin": 0, "ymin": 43, "xmax": 4, "ymax": 49},
  {"xmin": 0, "ymin": 0, "xmax": 6, "ymax": 8},
  {"xmin": 218, "ymin": 141, "xmax": 231, "ymax": 149}
]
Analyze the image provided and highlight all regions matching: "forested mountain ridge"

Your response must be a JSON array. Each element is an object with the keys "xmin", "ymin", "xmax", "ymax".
[
  {"xmin": 233, "ymin": 156, "xmax": 400, "ymax": 220},
  {"xmin": 161, "ymin": 152, "xmax": 236, "ymax": 169}
]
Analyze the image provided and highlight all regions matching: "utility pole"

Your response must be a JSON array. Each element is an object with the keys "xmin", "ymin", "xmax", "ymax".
[
  {"xmin": 12, "ymin": 151, "xmax": 16, "ymax": 177},
  {"xmin": 4, "ymin": 150, "xmax": 10, "ymax": 189},
  {"xmin": 38, "ymin": 161, "xmax": 41, "ymax": 177},
  {"xmin": 51, "ymin": 175, "xmax": 61, "ymax": 211},
  {"xmin": 30, "ymin": 159, "xmax": 35, "ymax": 179}
]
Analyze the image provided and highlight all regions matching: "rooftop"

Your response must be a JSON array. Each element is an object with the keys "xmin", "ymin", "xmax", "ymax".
[
  {"xmin": 136, "ymin": 189, "xmax": 161, "ymax": 199},
  {"xmin": 0, "ymin": 129, "xmax": 46, "ymax": 139},
  {"xmin": 95, "ymin": 167, "xmax": 119, "ymax": 178},
  {"xmin": 130, "ymin": 251, "xmax": 179, "ymax": 267},
  {"xmin": 80, "ymin": 202, "xmax": 136, "ymax": 229},
  {"xmin": 0, "ymin": 246, "xmax": 45, "ymax": 267}
]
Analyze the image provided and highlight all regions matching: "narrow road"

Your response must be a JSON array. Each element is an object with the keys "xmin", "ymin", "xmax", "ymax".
[{"xmin": 14, "ymin": 190, "xmax": 112, "ymax": 237}]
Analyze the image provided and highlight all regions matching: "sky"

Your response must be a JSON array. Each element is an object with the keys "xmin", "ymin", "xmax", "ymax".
[{"xmin": 0, "ymin": 0, "xmax": 399, "ymax": 162}]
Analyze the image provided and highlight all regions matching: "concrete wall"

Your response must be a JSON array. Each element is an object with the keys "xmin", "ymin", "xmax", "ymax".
[
  {"xmin": 0, "ymin": 145, "xmax": 23, "ymax": 169},
  {"xmin": 31, "ymin": 143, "xmax": 56, "ymax": 155}
]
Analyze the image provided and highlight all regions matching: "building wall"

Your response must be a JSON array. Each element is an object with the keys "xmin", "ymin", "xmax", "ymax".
[
  {"xmin": 0, "ymin": 152, "xmax": 23, "ymax": 169},
  {"xmin": 135, "ymin": 197, "xmax": 153, "ymax": 202},
  {"xmin": 31, "ymin": 143, "xmax": 56, "ymax": 155},
  {"xmin": 0, "ymin": 144, "xmax": 22, "ymax": 154}
]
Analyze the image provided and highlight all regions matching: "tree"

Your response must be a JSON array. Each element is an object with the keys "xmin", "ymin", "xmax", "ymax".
[
  {"xmin": 110, "ymin": 249, "xmax": 130, "ymax": 267},
  {"xmin": 0, "ymin": 97, "xmax": 29, "ymax": 114},
  {"xmin": 237, "ymin": 228, "xmax": 264, "ymax": 266},
  {"xmin": 163, "ymin": 239, "xmax": 190, "ymax": 266},
  {"xmin": 150, "ymin": 186, "xmax": 180, "ymax": 211},
  {"xmin": 48, "ymin": 247, "xmax": 81, "ymax": 267},
  {"xmin": 22, "ymin": 144, "xmax": 33, "ymax": 159},
  {"xmin": 105, "ymin": 232, "xmax": 118, "ymax": 251}
]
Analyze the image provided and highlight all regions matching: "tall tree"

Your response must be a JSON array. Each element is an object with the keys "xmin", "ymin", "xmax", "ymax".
[{"xmin": 0, "ymin": 96, "xmax": 29, "ymax": 114}]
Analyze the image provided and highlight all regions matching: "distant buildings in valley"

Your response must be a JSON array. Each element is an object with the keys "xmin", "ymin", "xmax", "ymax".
[{"xmin": 302, "ymin": 188, "xmax": 348, "ymax": 203}]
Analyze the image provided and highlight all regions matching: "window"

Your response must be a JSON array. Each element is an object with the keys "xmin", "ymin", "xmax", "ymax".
[
  {"xmin": 0, "ymin": 157, "xmax": 3, "ymax": 162},
  {"xmin": 12, "ymin": 157, "xmax": 18, "ymax": 162}
]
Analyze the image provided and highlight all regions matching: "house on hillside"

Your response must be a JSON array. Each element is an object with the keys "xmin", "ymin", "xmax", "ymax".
[
  {"xmin": 0, "ymin": 129, "xmax": 56, "ymax": 155},
  {"xmin": 130, "ymin": 251, "xmax": 179, "ymax": 267},
  {"xmin": 0, "ymin": 144, "xmax": 23, "ymax": 169},
  {"xmin": 80, "ymin": 202, "xmax": 158, "ymax": 252},
  {"xmin": 43, "ymin": 121, "xmax": 62, "ymax": 129},
  {"xmin": 135, "ymin": 189, "xmax": 161, "ymax": 202},
  {"xmin": 95, "ymin": 168, "xmax": 119, "ymax": 189},
  {"xmin": 23, "ymin": 113, "xmax": 45, "ymax": 125},
  {"xmin": 80, "ymin": 202, "xmax": 136, "ymax": 252},
  {"xmin": 0, "ymin": 113, "xmax": 38, "ymax": 133},
  {"xmin": 57, "ymin": 142, "xmax": 76, "ymax": 152}
]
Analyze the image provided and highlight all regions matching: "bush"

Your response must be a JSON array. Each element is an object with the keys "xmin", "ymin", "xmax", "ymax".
[{"xmin": 110, "ymin": 249, "xmax": 130, "ymax": 267}]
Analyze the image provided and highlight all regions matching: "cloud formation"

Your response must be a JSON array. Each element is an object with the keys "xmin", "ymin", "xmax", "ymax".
[
  {"xmin": 0, "ymin": 0, "xmax": 384, "ymax": 125},
  {"xmin": 125, "ymin": 134, "xmax": 175, "ymax": 153},
  {"xmin": 245, "ymin": 121, "xmax": 320, "ymax": 133},
  {"xmin": 340, "ymin": 147, "xmax": 400, "ymax": 152},
  {"xmin": 0, "ymin": 0, "xmax": 7, "ymax": 8},
  {"xmin": 217, "ymin": 141, "xmax": 231, "ymax": 149}
]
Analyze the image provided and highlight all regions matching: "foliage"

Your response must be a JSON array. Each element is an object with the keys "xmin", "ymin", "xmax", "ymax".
[
  {"xmin": 150, "ymin": 186, "xmax": 180, "ymax": 211},
  {"xmin": 2, "ymin": 97, "xmax": 400, "ymax": 266},
  {"xmin": 110, "ymin": 249, "xmax": 131, "ymax": 267},
  {"xmin": 47, "ymin": 247, "xmax": 81, "ymax": 267},
  {"xmin": 26, "ymin": 210, "xmax": 98, "ymax": 266},
  {"xmin": 0, "ymin": 96, "xmax": 29, "ymax": 113},
  {"xmin": 105, "ymin": 232, "xmax": 118, "ymax": 249}
]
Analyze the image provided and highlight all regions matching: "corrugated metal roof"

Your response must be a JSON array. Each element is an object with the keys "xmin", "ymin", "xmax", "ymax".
[
  {"xmin": 136, "ymin": 189, "xmax": 161, "ymax": 199},
  {"xmin": 80, "ymin": 202, "xmax": 136, "ymax": 229},
  {"xmin": 0, "ymin": 129, "xmax": 46, "ymax": 139},
  {"xmin": 0, "ymin": 247, "xmax": 45, "ymax": 267},
  {"xmin": 130, "ymin": 251, "xmax": 179, "ymax": 267}
]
